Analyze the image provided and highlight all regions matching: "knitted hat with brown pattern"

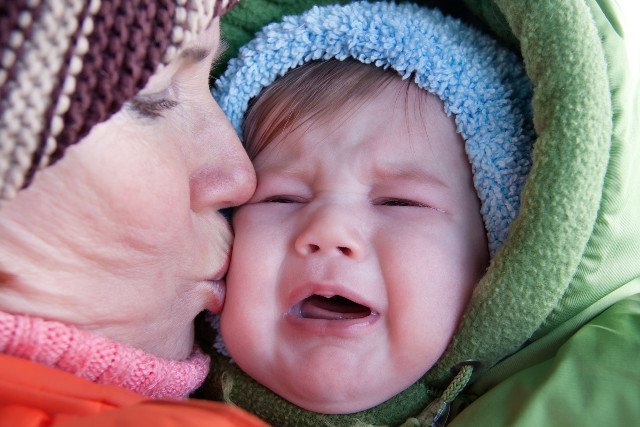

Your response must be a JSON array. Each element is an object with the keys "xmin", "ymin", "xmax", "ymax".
[{"xmin": 0, "ymin": 0, "xmax": 238, "ymax": 203}]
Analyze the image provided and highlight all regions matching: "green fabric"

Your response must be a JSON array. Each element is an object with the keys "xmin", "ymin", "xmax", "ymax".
[
  {"xmin": 450, "ymin": 294, "xmax": 640, "ymax": 426},
  {"xmin": 536, "ymin": 0, "xmax": 640, "ymax": 335},
  {"xmin": 197, "ymin": 0, "xmax": 640, "ymax": 424},
  {"xmin": 428, "ymin": 0, "xmax": 613, "ymax": 382},
  {"xmin": 199, "ymin": 351, "xmax": 439, "ymax": 426},
  {"xmin": 445, "ymin": 0, "xmax": 640, "ymax": 423}
]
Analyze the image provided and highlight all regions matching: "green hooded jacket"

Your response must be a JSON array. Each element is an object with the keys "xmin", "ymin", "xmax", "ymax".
[{"xmin": 196, "ymin": 0, "xmax": 640, "ymax": 425}]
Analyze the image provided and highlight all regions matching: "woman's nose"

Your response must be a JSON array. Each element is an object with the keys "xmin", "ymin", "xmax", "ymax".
[
  {"xmin": 294, "ymin": 203, "xmax": 366, "ymax": 260},
  {"xmin": 189, "ymin": 102, "xmax": 256, "ymax": 212}
]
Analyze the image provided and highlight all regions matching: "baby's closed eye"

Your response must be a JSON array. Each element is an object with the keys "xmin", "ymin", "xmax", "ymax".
[
  {"xmin": 261, "ymin": 195, "xmax": 306, "ymax": 204},
  {"xmin": 373, "ymin": 197, "xmax": 446, "ymax": 213},
  {"xmin": 376, "ymin": 198, "xmax": 426, "ymax": 207}
]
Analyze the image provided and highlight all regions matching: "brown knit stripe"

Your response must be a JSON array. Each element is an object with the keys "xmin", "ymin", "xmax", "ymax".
[
  {"xmin": 0, "ymin": 3, "xmax": 20, "ymax": 58},
  {"xmin": 0, "ymin": 0, "xmax": 85, "ymax": 201},
  {"xmin": 49, "ymin": 0, "xmax": 176, "ymax": 165},
  {"xmin": 0, "ymin": 0, "xmax": 36, "ymax": 92},
  {"xmin": 151, "ymin": 0, "xmax": 177, "ymax": 70}
]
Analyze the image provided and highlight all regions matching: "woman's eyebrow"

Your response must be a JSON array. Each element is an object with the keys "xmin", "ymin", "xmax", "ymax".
[
  {"xmin": 179, "ymin": 47, "xmax": 210, "ymax": 64},
  {"xmin": 128, "ymin": 43, "xmax": 226, "ymax": 119},
  {"xmin": 182, "ymin": 39, "xmax": 228, "ymax": 67},
  {"xmin": 127, "ymin": 96, "xmax": 178, "ymax": 119}
]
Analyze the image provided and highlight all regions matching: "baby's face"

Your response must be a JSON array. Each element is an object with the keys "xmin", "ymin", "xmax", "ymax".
[{"xmin": 221, "ymin": 82, "xmax": 489, "ymax": 413}]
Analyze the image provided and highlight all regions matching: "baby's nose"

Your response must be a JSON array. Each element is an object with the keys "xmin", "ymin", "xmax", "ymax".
[{"xmin": 294, "ymin": 204, "xmax": 366, "ymax": 260}]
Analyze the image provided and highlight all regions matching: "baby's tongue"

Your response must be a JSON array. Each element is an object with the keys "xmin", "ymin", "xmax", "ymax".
[{"xmin": 300, "ymin": 295, "xmax": 370, "ymax": 320}]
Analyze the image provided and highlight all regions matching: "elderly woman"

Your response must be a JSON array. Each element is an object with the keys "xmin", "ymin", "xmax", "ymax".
[{"xmin": 0, "ymin": 1, "xmax": 262, "ymax": 425}]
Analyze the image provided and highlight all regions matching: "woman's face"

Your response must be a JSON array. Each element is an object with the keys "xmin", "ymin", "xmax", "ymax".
[{"xmin": 0, "ymin": 20, "xmax": 256, "ymax": 359}]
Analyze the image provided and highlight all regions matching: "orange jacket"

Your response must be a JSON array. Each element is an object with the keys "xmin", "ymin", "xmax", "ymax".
[{"xmin": 0, "ymin": 354, "xmax": 267, "ymax": 426}]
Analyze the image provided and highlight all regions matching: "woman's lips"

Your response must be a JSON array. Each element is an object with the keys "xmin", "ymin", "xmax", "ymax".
[
  {"xmin": 202, "ymin": 255, "xmax": 230, "ymax": 312},
  {"xmin": 210, "ymin": 254, "xmax": 231, "ymax": 281},
  {"xmin": 206, "ymin": 279, "xmax": 226, "ymax": 312}
]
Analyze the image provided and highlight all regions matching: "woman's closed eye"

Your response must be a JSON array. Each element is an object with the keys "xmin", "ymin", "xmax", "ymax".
[{"xmin": 128, "ymin": 93, "xmax": 178, "ymax": 119}]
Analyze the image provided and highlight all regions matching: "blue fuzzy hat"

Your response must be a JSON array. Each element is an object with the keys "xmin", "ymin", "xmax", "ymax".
[{"xmin": 214, "ymin": 1, "xmax": 534, "ymax": 256}]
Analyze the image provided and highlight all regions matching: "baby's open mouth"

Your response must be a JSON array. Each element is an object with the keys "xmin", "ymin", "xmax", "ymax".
[{"xmin": 292, "ymin": 295, "xmax": 372, "ymax": 320}]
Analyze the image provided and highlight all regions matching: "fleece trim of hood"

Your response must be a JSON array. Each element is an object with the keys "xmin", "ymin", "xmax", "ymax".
[{"xmin": 429, "ymin": 0, "xmax": 611, "ymax": 382}]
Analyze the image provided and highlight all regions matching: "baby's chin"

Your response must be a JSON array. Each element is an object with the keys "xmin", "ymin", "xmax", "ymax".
[
  {"xmin": 266, "ymin": 375, "xmax": 411, "ymax": 414},
  {"xmin": 243, "ymin": 354, "xmax": 425, "ymax": 414}
]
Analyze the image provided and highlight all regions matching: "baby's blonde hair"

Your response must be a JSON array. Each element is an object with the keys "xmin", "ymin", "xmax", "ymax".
[{"xmin": 242, "ymin": 59, "xmax": 416, "ymax": 159}]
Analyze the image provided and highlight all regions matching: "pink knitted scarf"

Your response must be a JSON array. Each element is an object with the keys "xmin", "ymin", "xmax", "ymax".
[{"xmin": 0, "ymin": 310, "xmax": 209, "ymax": 399}]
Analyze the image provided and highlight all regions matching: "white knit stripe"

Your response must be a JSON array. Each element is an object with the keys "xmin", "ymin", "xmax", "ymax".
[
  {"xmin": 0, "ymin": 2, "xmax": 38, "ymax": 151},
  {"xmin": 189, "ymin": 0, "xmax": 216, "ymax": 34},
  {"xmin": 0, "ymin": 0, "xmax": 84, "ymax": 201},
  {"xmin": 165, "ymin": 0, "xmax": 218, "ymax": 64},
  {"xmin": 38, "ymin": 0, "xmax": 101, "ymax": 171}
]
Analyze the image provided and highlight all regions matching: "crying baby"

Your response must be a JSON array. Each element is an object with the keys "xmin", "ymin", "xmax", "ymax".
[{"xmin": 217, "ymin": 58, "xmax": 489, "ymax": 414}]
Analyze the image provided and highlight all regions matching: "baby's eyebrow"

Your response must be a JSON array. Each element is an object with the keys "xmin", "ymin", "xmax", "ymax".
[
  {"xmin": 375, "ymin": 164, "xmax": 449, "ymax": 188},
  {"xmin": 258, "ymin": 165, "xmax": 310, "ymax": 181}
]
